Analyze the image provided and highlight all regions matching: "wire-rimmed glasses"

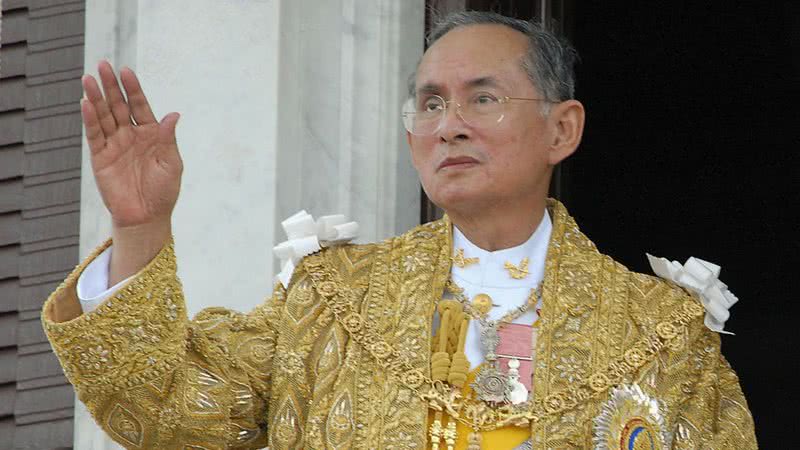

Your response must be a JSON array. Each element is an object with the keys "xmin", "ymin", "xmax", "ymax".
[{"xmin": 401, "ymin": 93, "xmax": 552, "ymax": 136}]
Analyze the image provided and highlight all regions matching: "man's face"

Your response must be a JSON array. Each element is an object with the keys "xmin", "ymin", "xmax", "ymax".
[{"xmin": 408, "ymin": 24, "xmax": 555, "ymax": 214}]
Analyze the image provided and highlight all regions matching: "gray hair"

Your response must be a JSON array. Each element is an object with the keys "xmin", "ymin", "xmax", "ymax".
[{"xmin": 409, "ymin": 11, "xmax": 579, "ymax": 114}]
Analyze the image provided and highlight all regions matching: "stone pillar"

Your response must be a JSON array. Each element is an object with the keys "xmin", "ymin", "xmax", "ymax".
[
  {"xmin": 274, "ymin": 0, "xmax": 424, "ymax": 244},
  {"xmin": 78, "ymin": 0, "xmax": 281, "ymax": 448},
  {"xmin": 76, "ymin": 0, "xmax": 424, "ymax": 448},
  {"xmin": 77, "ymin": 0, "xmax": 139, "ymax": 447}
]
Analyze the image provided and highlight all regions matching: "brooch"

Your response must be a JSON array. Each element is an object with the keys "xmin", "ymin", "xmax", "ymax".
[
  {"xmin": 504, "ymin": 257, "xmax": 529, "ymax": 279},
  {"xmin": 593, "ymin": 383, "xmax": 671, "ymax": 450},
  {"xmin": 452, "ymin": 248, "xmax": 479, "ymax": 268}
]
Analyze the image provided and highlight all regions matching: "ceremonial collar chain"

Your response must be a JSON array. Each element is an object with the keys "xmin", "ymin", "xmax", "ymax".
[
  {"xmin": 301, "ymin": 253, "xmax": 705, "ymax": 434},
  {"xmin": 445, "ymin": 279, "xmax": 540, "ymax": 329}
]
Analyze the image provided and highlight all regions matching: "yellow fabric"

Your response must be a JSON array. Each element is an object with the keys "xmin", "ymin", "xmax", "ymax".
[
  {"xmin": 427, "ymin": 369, "xmax": 529, "ymax": 450},
  {"xmin": 41, "ymin": 199, "xmax": 757, "ymax": 449},
  {"xmin": 427, "ymin": 282, "xmax": 539, "ymax": 450}
]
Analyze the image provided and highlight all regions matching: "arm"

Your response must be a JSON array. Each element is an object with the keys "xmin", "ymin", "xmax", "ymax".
[
  {"xmin": 43, "ymin": 239, "xmax": 282, "ymax": 449},
  {"xmin": 672, "ymin": 330, "xmax": 757, "ymax": 449}
]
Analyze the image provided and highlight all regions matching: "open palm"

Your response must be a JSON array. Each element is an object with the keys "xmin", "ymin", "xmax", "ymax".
[{"xmin": 81, "ymin": 61, "xmax": 182, "ymax": 228}]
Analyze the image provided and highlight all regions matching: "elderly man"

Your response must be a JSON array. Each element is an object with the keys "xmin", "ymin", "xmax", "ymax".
[{"xmin": 42, "ymin": 11, "xmax": 756, "ymax": 450}]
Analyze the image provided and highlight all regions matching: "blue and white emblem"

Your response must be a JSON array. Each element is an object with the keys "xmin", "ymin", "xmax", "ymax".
[{"xmin": 593, "ymin": 384, "xmax": 671, "ymax": 450}]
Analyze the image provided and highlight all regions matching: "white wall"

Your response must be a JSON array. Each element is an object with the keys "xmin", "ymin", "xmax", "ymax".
[{"xmin": 77, "ymin": 0, "xmax": 424, "ymax": 448}]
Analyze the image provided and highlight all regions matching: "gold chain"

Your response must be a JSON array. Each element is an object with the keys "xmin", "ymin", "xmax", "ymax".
[
  {"xmin": 445, "ymin": 279, "xmax": 540, "ymax": 326},
  {"xmin": 302, "ymin": 254, "xmax": 705, "ymax": 432}
]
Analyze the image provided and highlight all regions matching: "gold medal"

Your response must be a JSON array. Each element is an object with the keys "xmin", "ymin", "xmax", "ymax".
[{"xmin": 471, "ymin": 293, "xmax": 494, "ymax": 317}]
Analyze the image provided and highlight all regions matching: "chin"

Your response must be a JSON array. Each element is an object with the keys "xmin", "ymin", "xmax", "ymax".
[{"xmin": 429, "ymin": 185, "xmax": 486, "ymax": 212}]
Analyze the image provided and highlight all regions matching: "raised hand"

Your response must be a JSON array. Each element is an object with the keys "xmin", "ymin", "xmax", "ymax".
[
  {"xmin": 81, "ymin": 61, "xmax": 182, "ymax": 284},
  {"xmin": 82, "ymin": 60, "xmax": 182, "ymax": 228}
]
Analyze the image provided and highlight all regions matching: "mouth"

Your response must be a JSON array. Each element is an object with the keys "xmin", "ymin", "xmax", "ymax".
[{"xmin": 437, "ymin": 156, "xmax": 479, "ymax": 172}]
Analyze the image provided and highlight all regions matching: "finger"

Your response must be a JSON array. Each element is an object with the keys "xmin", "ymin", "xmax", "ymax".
[
  {"xmin": 82, "ymin": 74, "xmax": 117, "ymax": 137},
  {"xmin": 158, "ymin": 113, "xmax": 183, "ymax": 168},
  {"xmin": 119, "ymin": 67, "xmax": 157, "ymax": 125},
  {"xmin": 80, "ymin": 98, "xmax": 106, "ymax": 154},
  {"xmin": 97, "ymin": 60, "xmax": 133, "ymax": 128},
  {"xmin": 158, "ymin": 113, "xmax": 180, "ymax": 147}
]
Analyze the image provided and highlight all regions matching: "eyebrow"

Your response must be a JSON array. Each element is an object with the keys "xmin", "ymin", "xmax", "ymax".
[{"xmin": 416, "ymin": 76, "xmax": 503, "ymax": 96}]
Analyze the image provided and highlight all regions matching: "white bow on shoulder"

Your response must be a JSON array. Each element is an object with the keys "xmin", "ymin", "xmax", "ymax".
[
  {"xmin": 647, "ymin": 254, "xmax": 739, "ymax": 335},
  {"xmin": 273, "ymin": 210, "xmax": 359, "ymax": 288}
]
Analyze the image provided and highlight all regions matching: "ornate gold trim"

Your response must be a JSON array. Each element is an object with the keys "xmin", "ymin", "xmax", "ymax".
[
  {"xmin": 504, "ymin": 257, "xmax": 530, "ymax": 279},
  {"xmin": 452, "ymin": 248, "xmax": 479, "ymax": 268},
  {"xmin": 302, "ymin": 253, "xmax": 705, "ymax": 432}
]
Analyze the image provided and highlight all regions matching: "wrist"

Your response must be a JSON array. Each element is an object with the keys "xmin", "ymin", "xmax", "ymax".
[{"xmin": 109, "ymin": 219, "xmax": 172, "ymax": 285}]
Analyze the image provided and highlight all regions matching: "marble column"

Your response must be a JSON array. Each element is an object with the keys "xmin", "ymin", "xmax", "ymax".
[
  {"xmin": 275, "ymin": 0, "xmax": 424, "ymax": 244},
  {"xmin": 76, "ymin": 0, "xmax": 424, "ymax": 448},
  {"xmin": 78, "ymin": 0, "xmax": 281, "ymax": 448},
  {"xmin": 77, "ymin": 1, "xmax": 138, "ymax": 448}
]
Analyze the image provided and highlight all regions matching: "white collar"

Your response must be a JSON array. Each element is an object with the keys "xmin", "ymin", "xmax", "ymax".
[{"xmin": 451, "ymin": 210, "xmax": 552, "ymax": 289}]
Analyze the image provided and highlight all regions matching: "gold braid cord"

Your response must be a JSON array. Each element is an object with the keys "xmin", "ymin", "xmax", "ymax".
[{"xmin": 42, "ymin": 199, "xmax": 757, "ymax": 449}]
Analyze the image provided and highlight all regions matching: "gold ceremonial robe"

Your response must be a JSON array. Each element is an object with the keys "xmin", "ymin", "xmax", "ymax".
[{"xmin": 42, "ymin": 200, "xmax": 757, "ymax": 449}]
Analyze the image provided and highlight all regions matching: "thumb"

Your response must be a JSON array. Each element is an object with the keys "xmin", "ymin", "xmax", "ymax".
[{"xmin": 158, "ymin": 112, "xmax": 180, "ymax": 146}]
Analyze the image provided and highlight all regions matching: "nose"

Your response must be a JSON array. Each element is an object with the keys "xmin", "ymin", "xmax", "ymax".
[{"xmin": 437, "ymin": 102, "xmax": 470, "ymax": 143}]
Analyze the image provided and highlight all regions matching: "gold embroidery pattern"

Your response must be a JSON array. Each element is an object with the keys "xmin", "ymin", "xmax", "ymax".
[
  {"xmin": 315, "ymin": 327, "xmax": 342, "ymax": 385},
  {"xmin": 356, "ymin": 223, "xmax": 449, "ymax": 449},
  {"xmin": 302, "ymin": 233, "xmax": 706, "ymax": 432},
  {"xmin": 504, "ymin": 256, "xmax": 530, "ymax": 279},
  {"xmin": 43, "ymin": 239, "xmax": 275, "ymax": 448},
  {"xmin": 184, "ymin": 363, "xmax": 226, "ymax": 417},
  {"xmin": 43, "ymin": 241, "xmax": 188, "ymax": 397},
  {"xmin": 273, "ymin": 395, "xmax": 302, "ymax": 449},
  {"xmin": 107, "ymin": 404, "xmax": 144, "ymax": 448},
  {"xmin": 40, "ymin": 200, "xmax": 756, "ymax": 449},
  {"xmin": 326, "ymin": 391, "xmax": 355, "ymax": 448},
  {"xmin": 452, "ymin": 248, "xmax": 479, "ymax": 268},
  {"xmin": 285, "ymin": 277, "xmax": 319, "ymax": 324}
]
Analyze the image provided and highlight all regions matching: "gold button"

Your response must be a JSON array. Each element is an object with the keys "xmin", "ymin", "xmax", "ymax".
[{"xmin": 471, "ymin": 293, "xmax": 493, "ymax": 316}]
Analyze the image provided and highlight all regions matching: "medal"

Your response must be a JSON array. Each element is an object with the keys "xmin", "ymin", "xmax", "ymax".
[
  {"xmin": 472, "ymin": 363, "xmax": 510, "ymax": 404},
  {"xmin": 457, "ymin": 286, "xmax": 540, "ymax": 405},
  {"xmin": 496, "ymin": 323, "xmax": 537, "ymax": 392},
  {"xmin": 506, "ymin": 359, "xmax": 528, "ymax": 405},
  {"xmin": 472, "ymin": 323, "xmax": 536, "ymax": 405},
  {"xmin": 471, "ymin": 321, "xmax": 508, "ymax": 403},
  {"xmin": 446, "ymin": 279, "xmax": 541, "ymax": 405},
  {"xmin": 471, "ymin": 293, "xmax": 495, "ymax": 317}
]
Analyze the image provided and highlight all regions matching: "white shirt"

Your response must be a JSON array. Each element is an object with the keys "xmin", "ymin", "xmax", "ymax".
[
  {"xmin": 446, "ymin": 210, "xmax": 551, "ymax": 368},
  {"xmin": 76, "ymin": 245, "xmax": 133, "ymax": 313}
]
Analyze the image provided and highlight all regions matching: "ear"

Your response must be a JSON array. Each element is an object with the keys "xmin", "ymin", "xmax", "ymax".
[
  {"xmin": 406, "ymin": 130, "xmax": 422, "ymax": 170},
  {"xmin": 547, "ymin": 99, "xmax": 585, "ymax": 165}
]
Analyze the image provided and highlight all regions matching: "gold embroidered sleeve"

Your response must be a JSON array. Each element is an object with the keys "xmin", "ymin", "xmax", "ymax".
[
  {"xmin": 42, "ymin": 239, "xmax": 283, "ymax": 449},
  {"xmin": 673, "ymin": 329, "xmax": 758, "ymax": 449}
]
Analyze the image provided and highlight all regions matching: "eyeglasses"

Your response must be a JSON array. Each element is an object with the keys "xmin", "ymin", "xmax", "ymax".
[{"xmin": 401, "ymin": 93, "xmax": 552, "ymax": 136}]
